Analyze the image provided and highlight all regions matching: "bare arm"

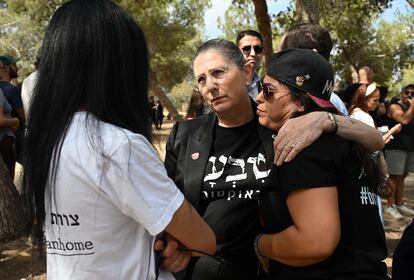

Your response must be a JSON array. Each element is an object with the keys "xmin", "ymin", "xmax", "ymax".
[
  {"xmin": 165, "ymin": 199, "xmax": 216, "ymax": 256},
  {"xmin": 382, "ymin": 123, "xmax": 402, "ymax": 144},
  {"xmin": 258, "ymin": 187, "xmax": 340, "ymax": 267},
  {"xmin": 274, "ymin": 112, "xmax": 383, "ymax": 165},
  {"xmin": 154, "ymin": 199, "xmax": 216, "ymax": 273},
  {"xmin": 388, "ymin": 100, "xmax": 414, "ymax": 125},
  {"xmin": 334, "ymin": 114, "xmax": 383, "ymax": 151}
]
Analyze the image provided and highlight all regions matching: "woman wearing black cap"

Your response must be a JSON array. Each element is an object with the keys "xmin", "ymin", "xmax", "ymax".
[
  {"xmin": 164, "ymin": 39, "xmax": 386, "ymax": 280},
  {"xmin": 254, "ymin": 48, "xmax": 388, "ymax": 279}
]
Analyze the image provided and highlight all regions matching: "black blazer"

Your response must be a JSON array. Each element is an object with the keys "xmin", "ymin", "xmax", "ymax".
[{"xmin": 164, "ymin": 103, "xmax": 275, "ymax": 212}]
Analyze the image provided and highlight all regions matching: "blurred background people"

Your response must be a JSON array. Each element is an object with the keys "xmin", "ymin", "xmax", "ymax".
[
  {"xmin": 0, "ymin": 88, "xmax": 19, "ymax": 179},
  {"xmin": 155, "ymin": 100, "xmax": 164, "ymax": 129},
  {"xmin": 185, "ymin": 90, "xmax": 205, "ymax": 120},
  {"xmin": 384, "ymin": 84, "xmax": 414, "ymax": 219},
  {"xmin": 348, "ymin": 83, "xmax": 402, "ymax": 223},
  {"xmin": 358, "ymin": 66, "xmax": 375, "ymax": 84},
  {"xmin": 236, "ymin": 30, "xmax": 263, "ymax": 101},
  {"xmin": 0, "ymin": 55, "xmax": 25, "ymax": 164}
]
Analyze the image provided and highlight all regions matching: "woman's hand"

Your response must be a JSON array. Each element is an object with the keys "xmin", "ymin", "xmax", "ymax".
[
  {"xmin": 274, "ymin": 112, "xmax": 326, "ymax": 166},
  {"xmin": 383, "ymin": 123, "xmax": 402, "ymax": 144},
  {"xmin": 154, "ymin": 234, "xmax": 192, "ymax": 273}
]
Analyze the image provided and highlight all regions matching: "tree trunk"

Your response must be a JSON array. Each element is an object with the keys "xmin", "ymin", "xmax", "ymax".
[
  {"xmin": 149, "ymin": 69, "xmax": 183, "ymax": 122},
  {"xmin": 296, "ymin": 0, "xmax": 319, "ymax": 24},
  {"xmin": 406, "ymin": 0, "xmax": 414, "ymax": 9},
  {"xmin": 341, "ymin": 48, "xmax": 359, "ymax": 83},
  {"xmin": 0, "ymin": 158, "xmax": 25, "ymax": 242},
  {"xmin": 252, "ymin": 0, "xmax": 273, "ymax": 70}
]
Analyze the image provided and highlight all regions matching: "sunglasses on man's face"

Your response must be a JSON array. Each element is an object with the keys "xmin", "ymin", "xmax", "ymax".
[
  {"xmin": 404, "ymin": 90, "xmax": 414, "ymax": 97},
  {"xmin": 241, "ymin": 45, "xmax": 263, "ymax": 55}
]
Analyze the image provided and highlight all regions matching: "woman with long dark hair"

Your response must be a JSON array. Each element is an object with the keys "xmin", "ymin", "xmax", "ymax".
[
  {"xmin": 23, "ymin": 1, "xmax": 215, "ymax": 279},
  {"xmin": 255, "ymin": 49, "xmax": 388, "ymax": 279}
]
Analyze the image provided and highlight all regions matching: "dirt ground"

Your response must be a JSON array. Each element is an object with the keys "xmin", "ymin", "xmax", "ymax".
[{"xmin": 1, "ymin": 119, "xmax": 413, "ymax": 279}]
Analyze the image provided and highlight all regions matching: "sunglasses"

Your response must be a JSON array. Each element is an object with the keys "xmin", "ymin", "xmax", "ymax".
[
  {"xmin": 241, "ymin": 45, "xmax": 263, "ymax": 55},
  {"xmin": 257, "ymin": 80, "xmax": 273, "ymax": 101},
  {"xmin": 404, "ymin": 90, "xmax": 414, "ymax": 96}
]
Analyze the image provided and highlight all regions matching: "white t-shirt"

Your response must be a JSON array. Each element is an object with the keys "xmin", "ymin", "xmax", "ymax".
[
  {"xmin": 350, "ymin": 108, "xmax": 375, "ymax": 128},
  {"xmin": 21, "ymin": 70, "xmax": 37, "ymax": 119},
  {"xmin": 330, "ymin": 92, "xmax": 348, "ymax": 116},
  {"xmin": 45, "ymin": 112, "xmax": 183, "ymax": 280}
]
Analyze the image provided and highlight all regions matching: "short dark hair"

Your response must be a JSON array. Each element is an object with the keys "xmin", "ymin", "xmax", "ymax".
[
  {"xmin": 236, "ymin": 30, "xmax": 263, "ymax": 46},
  {"xmin": 195, "ymin": 39, "xmax": 245, "ymax": 70},
  {"xmin": 402, "ymin": 84, "xmax": 414, "ymax": 93},
  {"xmin": 281, "ymin": 23, "xmax": 333, "ymax": 61}
]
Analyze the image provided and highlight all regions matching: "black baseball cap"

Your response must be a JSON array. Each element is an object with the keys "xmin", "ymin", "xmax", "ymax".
[{"xmin": 266, "ymin": 48, "xmax": 336, "ymax": 110}]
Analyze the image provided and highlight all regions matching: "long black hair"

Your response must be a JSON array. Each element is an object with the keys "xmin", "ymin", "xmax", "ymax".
[{"xmin": 23, "ymin": 0, "xmax": 152, "ymax": 242}]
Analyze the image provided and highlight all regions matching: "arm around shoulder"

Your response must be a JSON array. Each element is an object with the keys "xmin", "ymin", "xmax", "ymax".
[{"xmin": 334, "ymin": 114, "xmax": 384, "ymax": 152}]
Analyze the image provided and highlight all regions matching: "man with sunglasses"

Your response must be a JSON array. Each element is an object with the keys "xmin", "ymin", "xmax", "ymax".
[
  {"xmin": 384, "ymin": 84, "xmax": 414, "ymax": 219},
  {"xmin": 236, "ymin": 30, "xmax": 264, "ymax": 102}
]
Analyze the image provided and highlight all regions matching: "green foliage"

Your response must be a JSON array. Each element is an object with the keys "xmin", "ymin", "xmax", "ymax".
[
  {"xmin": 0, "ymin": 0, "xmax": 210, "ymax": 92},
  {"xmin": 169, "ymin": 81, "xmax": 194, "ymax": 111},
  {"xmin": 217, "ymin": 1, "xmax": 257, "ymax": 41},
  {"xmin": 320, "ymin": 0, "xmax": 413, "ymax": 88},
  {"xmin": 117, "ymin": 0, "xmax": 210, "ymax": 91},
  {"xmin": 219, "ymin": 0, "xmax": 285, "ymax": 42},
  {"xmin": 221, "ymin": 0, "xmax": 413, "ymax": 92},
  {"xmin": 0, "ymin": 0, "xmax": 66, "ymax": 82}
]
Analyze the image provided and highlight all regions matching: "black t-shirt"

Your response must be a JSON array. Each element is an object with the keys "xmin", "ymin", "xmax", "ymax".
[
  {"xmin": 392, "ymin": 218, "xmax": 414, "ymax": 280},
  {"xmin": 201, "ymin": 119, "xmax": 271, "ymax": 262},
  {"xmin": 260, "ymin": 134, "xmax": 388, "ymax": 280}
]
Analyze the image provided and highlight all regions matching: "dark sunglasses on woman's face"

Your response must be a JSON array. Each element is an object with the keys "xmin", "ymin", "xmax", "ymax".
[
  {"xmin": 257, "ymin": 80, "xmax": 273, "ymax": 101},
  {"xmin": 241, "ymin": 45, "xmax": 263, "ymax": 55}
]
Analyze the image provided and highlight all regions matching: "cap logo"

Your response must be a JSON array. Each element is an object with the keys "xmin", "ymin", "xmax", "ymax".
[
  {"xmin": 296, "ymin": 74, "xmax": 310, "ymax": 87},
  {"xmin": 322, "ymin": 79, "xmax": 334, "ymax": 95}
]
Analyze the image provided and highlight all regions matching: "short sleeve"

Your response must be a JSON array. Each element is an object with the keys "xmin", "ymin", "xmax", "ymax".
[
  {"xmin": 350, "ymin": 110, "xmax": 375, "ymax": 128},
  {"xmin": 101, "ymin": 134, "xmax": 184, "ymax": 236},
  {"xmin": 278, "ymin": 135, "xmax": 345, "ymax": 196}
]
